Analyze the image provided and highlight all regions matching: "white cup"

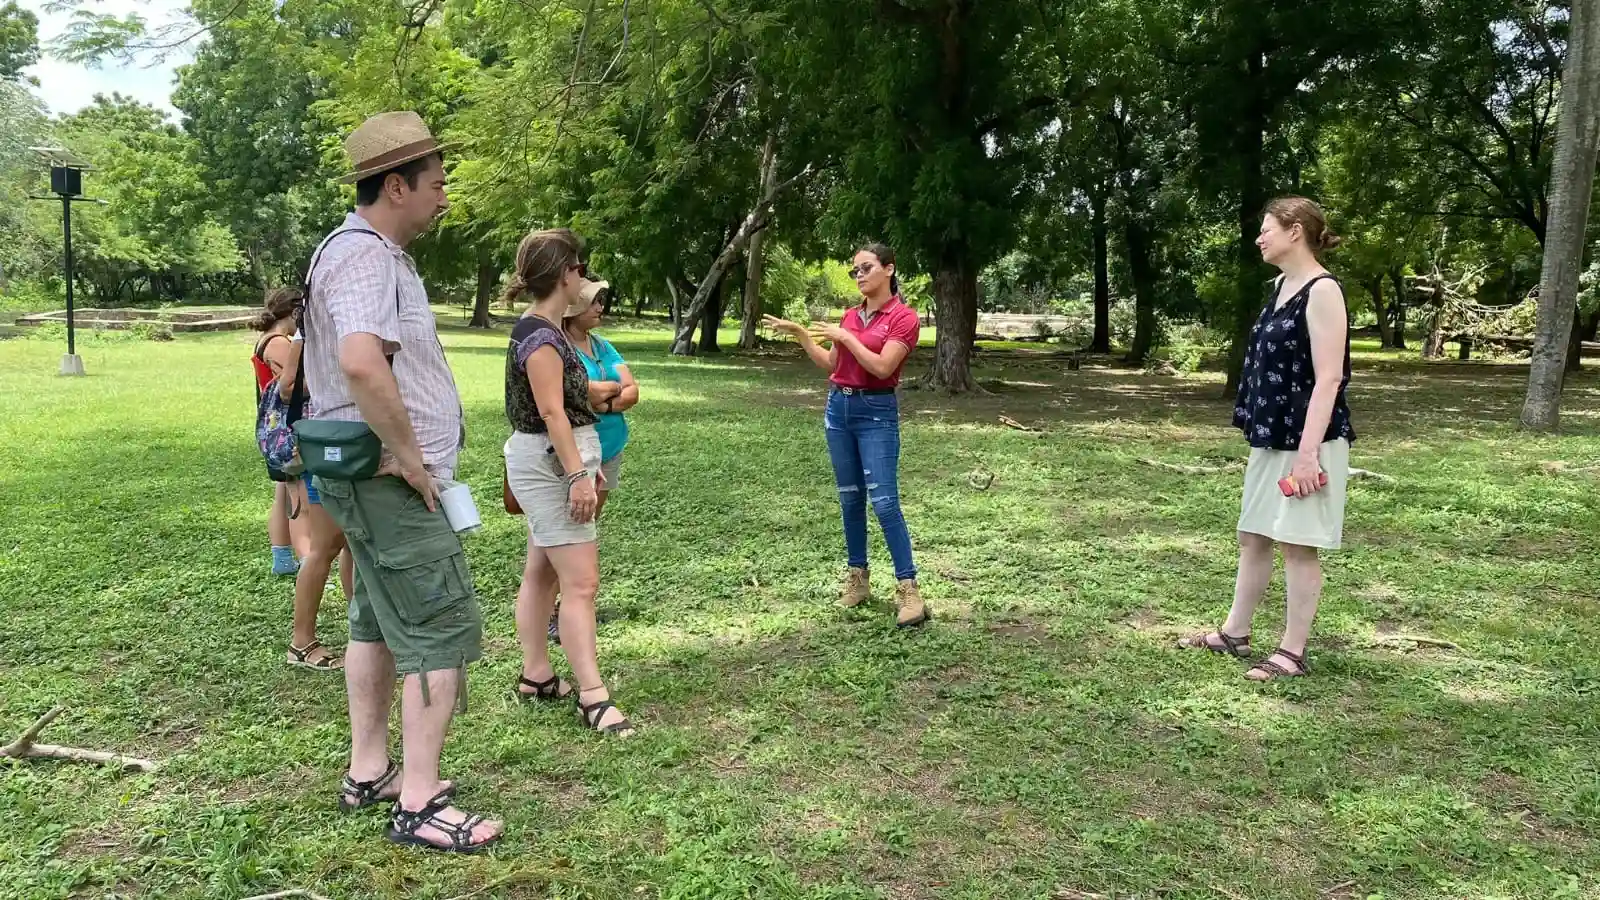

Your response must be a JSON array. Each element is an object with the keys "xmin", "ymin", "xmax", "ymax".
[{"xmin": 439, "ymin": 481, "xmax": 482, "ymax": 534}]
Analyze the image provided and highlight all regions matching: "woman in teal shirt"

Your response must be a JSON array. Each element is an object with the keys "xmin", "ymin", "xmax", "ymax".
[
  {"xmin": 565, "ymin": 278, "xmax": 637, "ymax": 503},
  {"xmin": 550, "ymin": 278, "xmax": 638, "ymax": 642}
]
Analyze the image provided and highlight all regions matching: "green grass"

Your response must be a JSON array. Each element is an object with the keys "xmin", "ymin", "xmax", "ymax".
[{"xmin": 3, "ymin": 322, "xmax": 1600, "ymax": 900}]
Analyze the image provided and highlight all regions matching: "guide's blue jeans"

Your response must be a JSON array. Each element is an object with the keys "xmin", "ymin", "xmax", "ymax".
[{"xmin": 825, "ymin": 388, "xmax": 917, "ymax": 581}]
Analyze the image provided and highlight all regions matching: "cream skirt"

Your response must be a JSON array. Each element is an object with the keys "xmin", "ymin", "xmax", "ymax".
[
  {"xmin": 505, "ymin": 427, "xmax": 603, "ymax": 548},
  {"xmin": 1237, "ymin": 438, "xmax": 1349, "ymax": 550}
]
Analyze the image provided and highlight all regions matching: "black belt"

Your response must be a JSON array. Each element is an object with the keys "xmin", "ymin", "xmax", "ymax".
[{"xmin": 832, "ymin": 386, "xmax": 896, "ymax": 396}]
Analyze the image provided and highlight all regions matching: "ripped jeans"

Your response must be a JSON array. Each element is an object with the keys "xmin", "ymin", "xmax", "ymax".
[{"xmin": 825, "ymin": 388, "xmax": 917, "ymax": 581}]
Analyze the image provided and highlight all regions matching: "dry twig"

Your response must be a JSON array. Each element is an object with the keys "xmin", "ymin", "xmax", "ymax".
[{"xmin": 0, "ymin": 706, "xmax": 158, "ymax": 773}]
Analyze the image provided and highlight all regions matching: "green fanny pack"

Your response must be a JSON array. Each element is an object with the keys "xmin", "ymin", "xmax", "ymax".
[{"xmin": 293, "ymin": 419, "xmax": 385, "ymax": 481}]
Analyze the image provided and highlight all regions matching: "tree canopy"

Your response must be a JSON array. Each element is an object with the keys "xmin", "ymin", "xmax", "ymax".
[{"xmin": 1, "ymin": 0, "xmax": 1593, "ymax": 408}]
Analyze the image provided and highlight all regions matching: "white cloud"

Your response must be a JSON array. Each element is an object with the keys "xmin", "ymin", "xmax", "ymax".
[{"xmin": 17, "ymin": 0, "xmax": 194, "ymax": 118}]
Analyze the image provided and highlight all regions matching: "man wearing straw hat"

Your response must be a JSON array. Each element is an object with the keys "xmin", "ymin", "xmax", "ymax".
[{"xmin": 298, "ymin": 111, "xmax": 499, "ymax": 853}]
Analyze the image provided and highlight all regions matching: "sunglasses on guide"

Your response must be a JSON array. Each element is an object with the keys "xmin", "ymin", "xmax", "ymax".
[{"xmin": 849, "ymin": 263, "xmax": 880, "ymax": 279}]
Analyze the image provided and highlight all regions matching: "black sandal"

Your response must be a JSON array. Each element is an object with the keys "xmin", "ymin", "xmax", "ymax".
[
  {"xmin": 514, "ymin": 674, "xmax": 572, "ymax": 703},
  {"xmin": 338, "ymin": 760, "xmax": 455, "ymax": 812},
  {"xmin": 287, "ymin": 640, "xmax": 344, "ymax": 671},
  {"xmin": 1177, "ymin": 630, "xmax": 1252, "ymax": 659},
  {"xmin": 1247, "ymin": 647, "xmax": 1310, "ymax": 681},
  {"xmin": 577, "ymin": 694, "xmax": 636, "ymax": 737},
  {"xmin": 387, "ymin": 790, "xmax": 500, "ymax": 854}
]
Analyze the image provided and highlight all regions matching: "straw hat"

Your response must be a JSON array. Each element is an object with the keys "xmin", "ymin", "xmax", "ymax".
[{"xmin": 338, "ymin": 111, "xmax": 452, "ymax": 185}]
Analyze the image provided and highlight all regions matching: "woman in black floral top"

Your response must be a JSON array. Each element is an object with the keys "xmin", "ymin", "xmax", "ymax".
[
  {"xmin": 502, "ymin": 228, "xmax": 633, "ymax": 737},
  {"xmin": 1179, "ymin": 196, "xmax": 1354, "ymax": 681}
]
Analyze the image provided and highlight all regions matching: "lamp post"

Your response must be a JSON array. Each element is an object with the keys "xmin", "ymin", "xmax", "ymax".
[{"xmin": 29, "ymin": 147, "xmax": 97, "ymax": 377}]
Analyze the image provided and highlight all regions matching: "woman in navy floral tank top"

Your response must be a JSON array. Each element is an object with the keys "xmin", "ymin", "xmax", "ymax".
[{"xmin": 1179, "ymin": 197, "xmax": 1355, "ymax": 682}]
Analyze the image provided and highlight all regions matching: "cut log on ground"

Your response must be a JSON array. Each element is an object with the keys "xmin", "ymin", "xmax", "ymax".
[{"xmin": 0, "ymin": 706, "xmax": 159, "ymax": 773}]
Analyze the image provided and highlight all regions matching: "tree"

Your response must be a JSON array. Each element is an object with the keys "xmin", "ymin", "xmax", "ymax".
[
  {"xmin": 0, "ymin": 1, "xmax": 38, "ymax": 81},
  {"xmin": 1171, "ymin": 0, "xmax": 1409, "ymax": 392},
  {"xmin": 1521, "ymin": 0, "xmax": 1600, "ymax": 430},
  {"xmin": 52, "ymin": 95, "xmax": 243, "ymax": 303},
  {"xmin": 765, "ymin": 0, "xmax": 1066, "ymax": 392}
]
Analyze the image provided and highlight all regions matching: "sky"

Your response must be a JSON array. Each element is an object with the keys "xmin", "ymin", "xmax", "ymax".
[{"xmin": 19, "ymin": 0, "xmax": 192, "ymax": 118}]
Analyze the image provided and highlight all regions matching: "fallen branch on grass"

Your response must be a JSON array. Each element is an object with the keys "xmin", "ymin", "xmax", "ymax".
[
  {"xmin": 1139, "ymin": 459, "xmax": 1396, "ymax": 483},
  {"xmin": 1370, "ymin": 635, "xmax": 1460, "ymax": 651},
  {"xmin": 1139, "ymin": 458, "xmax": 1245, "ymax": 475},
  {"xmin": 1540, "ymin": 460, "xmax": 1600, "ymax": 476},
  {"xmin": 1051, "ymin": 890, "xmax": 1109, "ymax": 900},
  {"xmin": 241, "ymin": 891, "xmax": 334, "ymax": 900},
  {"xmin": 0, "ymin": 706, "xmax": 158, "ymax": 773},
  {"xmin": 1347, "ymin": 467, "xmax": 1395, "ymax": 483},
  {"xmin": 998, "ymin": 415, "xmax": 1042, "ymax": 433}
]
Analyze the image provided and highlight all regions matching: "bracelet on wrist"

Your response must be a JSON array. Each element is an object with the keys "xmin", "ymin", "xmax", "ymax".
[{"xmin": 565, "ymin": 469, "xmax": 590, "ymax": 486}]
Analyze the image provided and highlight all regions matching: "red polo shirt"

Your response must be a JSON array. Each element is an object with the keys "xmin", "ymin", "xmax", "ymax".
[{"xmin": 830, "ymin": 296, "xmax": 920, "ymax": 389}]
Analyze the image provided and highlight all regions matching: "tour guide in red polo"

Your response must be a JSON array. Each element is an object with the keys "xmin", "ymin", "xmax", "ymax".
[{"xmin": 763, "ymin": 243, "xmax": 928, "ymax": 628}]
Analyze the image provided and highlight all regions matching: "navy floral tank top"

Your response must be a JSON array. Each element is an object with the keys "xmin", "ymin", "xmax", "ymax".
[{"xmin": 1232, "ymin": 273, "xmax": 1356, "ymax": 451}]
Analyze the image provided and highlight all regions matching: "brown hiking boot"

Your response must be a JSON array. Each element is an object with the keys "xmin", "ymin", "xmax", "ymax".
[
  {"xmin": 895, "ymin": 579, "xmax": 929, "ymax": 628},
  {"xmin": 840, "ymin": 567, "xmax": 870, "ymax": 608}
]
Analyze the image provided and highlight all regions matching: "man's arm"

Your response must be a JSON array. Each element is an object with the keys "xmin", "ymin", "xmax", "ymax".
[{"xmin": 340, "ymin": 332, "xmax": 426, "ymax": 472}]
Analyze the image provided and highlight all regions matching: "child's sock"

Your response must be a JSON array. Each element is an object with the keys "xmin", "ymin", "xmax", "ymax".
[{"xmin": 271, "ymin": 546, "xmax": 300, "ymax": 576}]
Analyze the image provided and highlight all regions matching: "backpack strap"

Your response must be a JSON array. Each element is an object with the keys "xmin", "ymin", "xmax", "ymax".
[
  {"xmin": 288, "ymin": 228, "xmax": 391, "ymax": 421},
  {"xmin": 254, "ymin": 331, "xmax": 289, "ymax": 365}
]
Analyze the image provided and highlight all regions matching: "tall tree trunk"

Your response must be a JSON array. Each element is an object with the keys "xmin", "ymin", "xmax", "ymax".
[
  {"xmin": 1389, "ymin": 268, "xmax": 1409, "ymax": 349},
  {"xmin": 1422, "ymin": 299, "xmax": 1447, "ymax": 359},
  {"xmin": 470, "ymin": 246, "xmax": 495, "ymax": 328},
  {"xmin": 1367, "ymin": 277, "xmax": 1396, "ymax": 348},
  {"xmin": 248, "ymin": 242, "xmax": 268, "ymax": 289},
  {"xmin": 1090, "ymin": 187, "xmax": 1112, "ymax": 353},
  {"xmin": 667, "ymin": 277, "xmax": 682, "ymax": 331},
  {"xmin": 739, "ymin": 135, "xmax": 779, "ymax": 350},
  {"xmin": 922, "ymin": 241, "xmax": 979, "ymax": 393},
  {"xmin": 671, "ymin": 162, "xmax": 813, "ymax": 356},
  {"xmin": 1125, "ymin": 217, "xmax": 1159, "ymax": 365},
  {"xmin": 1224, "ymin": 56, "xmax": 1269, "ymax": 396},
  {"xmin": 1523, "ymin": 0, "xmax": 1600, "ymax": 429},
  {"xmin": 699, "ymin": 272, "xmax": 726, "ymax": 354},
  {"xmin": 1565, "ymin": 312, "xmax": 1586, "ymax": 373}
]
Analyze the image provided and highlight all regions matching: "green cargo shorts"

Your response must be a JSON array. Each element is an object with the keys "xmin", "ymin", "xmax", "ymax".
[{"xmin": 313, "ymin": 475, "xmax": 483, "ymax": 676}]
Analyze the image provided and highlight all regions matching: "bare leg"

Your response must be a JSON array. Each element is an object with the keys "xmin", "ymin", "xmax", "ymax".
[
  {"xmin": 1244, "ymin": 542, "xmax": 1322, "ymax": 680},
  {"xmin": 514, "ymin": 535, "xmax": 565, "ymax": 695},
  {"xmin": 1222, "ymin": 531, "xmax": 1276, "ymax": 637},
  {"xmin": 269, "ymin": 482, "xmax": 292, "ymax": 547},
  {"xmin": 397, "ymin": 668, "xmax": 501, "ymax": 846},
  {"xmin": 344, "ymin": 639, "xmax": 394, "ymax": 784},
  {"xmin": 548, "ymin": 542, "xmax": 629, "ymax": 732},
  {"xmin": 288, "ymin": 486, "xmax": 344, "ymax": 668}
]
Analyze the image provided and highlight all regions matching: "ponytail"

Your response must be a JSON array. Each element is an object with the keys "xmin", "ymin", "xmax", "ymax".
[{"xmin": 890, "ymin": 273, "xmax": 902, "ymax": 297}]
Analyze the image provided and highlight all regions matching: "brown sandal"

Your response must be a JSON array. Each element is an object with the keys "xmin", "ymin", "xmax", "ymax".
[
  {"xmin": 1177, "ymin": 630, "xmax": 1252, "ymax": 659},
  {"xmin": 1246, "ymin": 647, "xmax": 1309, "ymax": 681},
  {"xmin": 287, "ymin": 640, "xmax": 344, "ymax": 671}
]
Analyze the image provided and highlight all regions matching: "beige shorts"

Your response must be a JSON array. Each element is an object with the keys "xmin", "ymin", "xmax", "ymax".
[
  {"xmin": 505, "ymin": 427, "xmax": 603, "ymax": 548},
  {"xmin": 599, "ymin": 452, "xmax": 622, "ymax": 491},
  {"xmin": 1238, "ymin": 438, "xmax": 1349, "ymax": 550}
]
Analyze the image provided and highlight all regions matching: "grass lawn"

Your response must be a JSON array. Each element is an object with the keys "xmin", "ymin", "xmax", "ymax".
[{"xmin": 3, "ymin": 322, "xmax": 1600, "ymax": 900}]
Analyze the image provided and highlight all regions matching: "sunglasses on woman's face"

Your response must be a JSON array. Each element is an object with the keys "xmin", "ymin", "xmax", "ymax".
[
  {"xmin": 571, "ymin": 261, "xmax": 588, "ymax": 278},
  {"xmin": 849, "ymin": 263, "xmax": 879, "ymax": 279}
]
